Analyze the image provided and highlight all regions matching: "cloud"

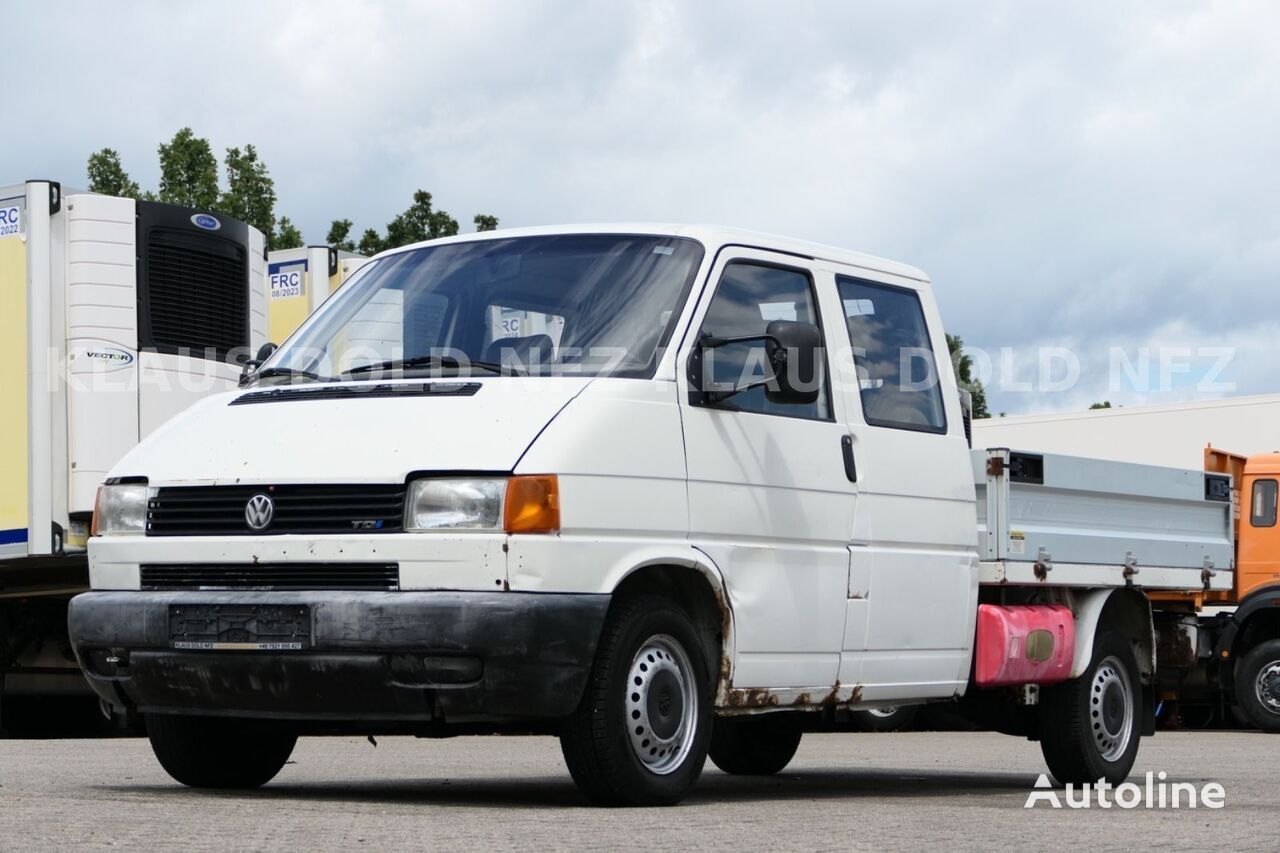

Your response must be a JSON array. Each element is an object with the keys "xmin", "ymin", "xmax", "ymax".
[{"xmin": 5, "ymin": 0, "xmax": 1278, "ymax": 413}]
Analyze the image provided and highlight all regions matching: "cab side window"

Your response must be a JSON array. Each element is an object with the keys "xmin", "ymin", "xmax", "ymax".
[
  {"xmin": 695, "ymin": 262, "xmax": 829, "ymax": 420},
  {"xmin": 838, "ymin": 276, "xmax": 947, "ymax": 433},
  {"xmin": 1252, "ymin": 480, "xmax": 1277, "ymax": 528}
]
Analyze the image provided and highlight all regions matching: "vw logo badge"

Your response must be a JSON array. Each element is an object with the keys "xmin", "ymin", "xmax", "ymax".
[{"xmin": 245, "ymin": 494, "xmax": 274, "ymax": 531}]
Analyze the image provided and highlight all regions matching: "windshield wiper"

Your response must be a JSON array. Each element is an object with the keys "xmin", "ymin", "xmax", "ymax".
[
  {"xmin": 242, "ymin": 366, "xmax": 324, "ymax": 387},
  {"xmin": 342, "ymin": 355, "xmax": 525, "ymax": 377}
]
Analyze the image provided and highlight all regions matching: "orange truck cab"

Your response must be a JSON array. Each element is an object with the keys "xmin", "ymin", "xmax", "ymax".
[{"xmin": 1190, "ymin": 448, "xmax": 1280, "ymax": 730}]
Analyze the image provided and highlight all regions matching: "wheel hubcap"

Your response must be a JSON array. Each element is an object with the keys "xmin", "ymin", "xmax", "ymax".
[
  {"xmin": 1090, "ymin": 656, "xmax": 1135, "ymax": 763},
  {"xmin": 1255, "ymin": 660, "xmax": 1280, "ymax": 713},
  {"xmin": 626, "ymin": 634, "xmax": 697, "ymax": 775}
]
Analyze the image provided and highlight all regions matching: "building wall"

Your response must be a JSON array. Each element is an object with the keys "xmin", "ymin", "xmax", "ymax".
[{"xmin": 973, "ymin": 395, "xmax": 1280, "ymax": 469}]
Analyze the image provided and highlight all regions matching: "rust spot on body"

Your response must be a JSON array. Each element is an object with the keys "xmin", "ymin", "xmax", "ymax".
[{"xmin": 723, "ymin": 687, "xmax": 780, "ymax": 708}]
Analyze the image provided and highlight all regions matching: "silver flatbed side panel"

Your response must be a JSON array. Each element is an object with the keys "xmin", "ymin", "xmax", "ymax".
[
  {"xmin": 973, "ymin": 448, "xmax": 1234, "ymax": 572},
  {"xmin": 980, "ymin": 560, "xmax": 1233, "ymax": 591}
]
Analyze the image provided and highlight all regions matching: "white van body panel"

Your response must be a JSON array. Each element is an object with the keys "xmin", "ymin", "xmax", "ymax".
[{"xmin": 108, "ymin": 377, "xmax": 594, "ymax": 485}]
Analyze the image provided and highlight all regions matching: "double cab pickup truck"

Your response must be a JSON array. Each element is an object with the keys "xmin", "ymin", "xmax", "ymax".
[{"xmin": 70, "ymin": 225, "xmax": 1238, "ymax": 805}]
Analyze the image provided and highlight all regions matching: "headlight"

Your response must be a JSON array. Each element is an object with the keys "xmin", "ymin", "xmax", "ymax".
[
  {"xmin": 91, "ymin": 483, "xmax": 149, "ymax": 536},
  {"xmin": 405, "ymin": 478, "xmax": 505, "ymax": 531}
]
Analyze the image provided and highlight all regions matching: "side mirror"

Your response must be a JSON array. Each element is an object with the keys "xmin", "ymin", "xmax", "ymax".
[
  {"xmin": 763, "ymin": 320, "xmax": 821, "ymax": 405},
  {"xmin": 239, "ymin": 342, "xmax": 278, "ymax": 386}
]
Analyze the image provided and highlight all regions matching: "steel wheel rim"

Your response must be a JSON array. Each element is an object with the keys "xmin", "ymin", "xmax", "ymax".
[
  {"xmin": 1255, "ymin": 660, "xmax": 1280, "ymax": 713},
  {"xmin": 625, "ymin": 634, "xmax": 698, "ymax": 776},
  {"xmin": 1090, "ymin": 655, "xmax": 1135, "ymax": 763},
  {"xmin": 867, "ymin": 707, "xmax": 899, "ymax": 718}
]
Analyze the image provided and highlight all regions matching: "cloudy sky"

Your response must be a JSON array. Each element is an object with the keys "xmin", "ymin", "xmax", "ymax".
[{"xmin": 6, "ymin": 1, "xmax": 1278, "ymax": 414}]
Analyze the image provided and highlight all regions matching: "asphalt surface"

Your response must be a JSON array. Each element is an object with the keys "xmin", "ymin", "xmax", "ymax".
[{"xmin": 0, "ymin": 730, "xmax": 1271, "ymax": 851}]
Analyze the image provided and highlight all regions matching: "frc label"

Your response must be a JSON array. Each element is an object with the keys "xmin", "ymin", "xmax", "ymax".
[
  {"xmin": 270, "ymin": 270, "xmax": 304, "ymax": 299},
  {"xmin": 0, "ymin": 205, "xmax": 19, "ymax": 238}
]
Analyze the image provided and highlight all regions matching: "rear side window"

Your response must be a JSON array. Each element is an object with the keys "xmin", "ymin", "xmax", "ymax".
[
  {"xmin": 1252, "ymin": 480, "xmax": 1277, "ymax": 528},
  {"xmin": 837, "ymin": 276, "xmax": 946, "ymax": 433}
]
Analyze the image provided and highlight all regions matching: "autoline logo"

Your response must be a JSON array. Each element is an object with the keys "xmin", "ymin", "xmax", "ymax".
[{"xmin": 1025, "ymin": 773, "xmax": 1226, "ymax": 809}]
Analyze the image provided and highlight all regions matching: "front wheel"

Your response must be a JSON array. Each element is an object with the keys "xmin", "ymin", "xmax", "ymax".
[
  {"xmin": 560, "ymin": 595, "xmax": 712, "ymax": 806},
  {"xmin": 147, "ymin": 713, "xmax": 297, "ymax": 789},
  {"xmin": 1038, "ymin": 630, "xmax": 1143, "ymax": 785},
  {"xmin": 1235, "ymin": 639, "xmax": 1280, "ymax": 732}
]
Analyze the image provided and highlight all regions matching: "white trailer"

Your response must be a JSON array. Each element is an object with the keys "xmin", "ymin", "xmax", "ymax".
[
  {"xmin": 973, "ymin": 394, "xmax": 1280, "ymax": 469},
  {"xmin": 266, "ymin": 245, "xmax": 367, "ymax": 345},
  {"xmin": 0, "ymin": 180, "xmax": 267, "ymax": 725}
]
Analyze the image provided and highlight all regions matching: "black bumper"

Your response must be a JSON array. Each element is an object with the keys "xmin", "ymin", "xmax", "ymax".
[{"xmin": 68, "ymin": 590, "xmax": 610, "ymax": 724}]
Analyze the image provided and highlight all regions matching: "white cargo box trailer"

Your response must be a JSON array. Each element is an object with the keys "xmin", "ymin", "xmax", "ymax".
[
  {"xmin": 0, "ymin": 181, "xmax": 268, "ymax": 564},
  {"xmin": 266, "ymin": 245, "xmax": 368, "ymax": 345},
  {"xmin": 1, "ymin": 179, "xmax": 267, "ymax": 718}
]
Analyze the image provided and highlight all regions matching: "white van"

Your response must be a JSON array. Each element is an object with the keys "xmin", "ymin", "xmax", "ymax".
[{"xmin": 69, "ymin": 226, "xmax": 1233, "ymax": 805}]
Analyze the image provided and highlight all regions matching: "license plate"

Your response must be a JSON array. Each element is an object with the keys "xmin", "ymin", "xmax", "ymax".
[{"xmin": 169, "ymin": 604, "xmax": 312, "ymax": 651}]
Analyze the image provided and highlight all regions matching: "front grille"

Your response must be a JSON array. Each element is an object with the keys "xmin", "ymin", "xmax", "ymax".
[
  {"xmin": 146, "ymin": 485, "xmax": 407, "ymax": 536},
  {"xmin": 141, "ymin": 563, "xmax": 399, "ymax": 591},
  {"xmin": 143, "ymin": 227, "xmax": 248, "ymax": 357}
]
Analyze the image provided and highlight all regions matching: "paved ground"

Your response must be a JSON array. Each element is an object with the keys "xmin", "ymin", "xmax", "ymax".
[{"xmin": 0, "ymin": 730, "xmax": 1271, "ymax": 851}]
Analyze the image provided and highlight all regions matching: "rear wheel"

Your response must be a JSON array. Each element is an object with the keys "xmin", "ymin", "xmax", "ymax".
[
  {"xmin": 849, "ymin": 705, "xmax": 919, "ymax": 733},
  {"xmin": 147, "ymin": 713, "xmax": 297, "ymax": 789},
  {"xmin": 1039, "ymin": 630, "xmax": 1142, "ymax": 785},
  {"xmin": 1235, "ymin": 639, "xmax": 1280, "ymax": 732},
  {"xmin": 708, "ymin": 714, "xmax": 802, "ymax": 775},
  {"xmin": 560, "ymin": 595, "xmax": 712, "ymax": 806}
]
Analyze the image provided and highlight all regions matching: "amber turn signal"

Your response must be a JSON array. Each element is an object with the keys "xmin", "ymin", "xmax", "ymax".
[{"xmin": 504, "ymin": 475, "xmax": 560, "ymax": 534}]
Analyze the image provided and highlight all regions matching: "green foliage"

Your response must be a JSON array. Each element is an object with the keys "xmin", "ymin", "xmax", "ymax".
[
  {"xmin": 945, "ymin": 333, "xmax": 990, "ymax": 419},
  {"xmin": 358, "ymin": 228, "xmax": 385, "ymax": 256},
  {"xmin": 326, "ymin": 219, "xmax": 356, "ymax": 252},
  {"xmin": 1089, "ymin": 401, "xmax": 1113, "ymax": 409},
  {"xmin": 85, "ymin": 148, "xmax": 140, "ymax": 198},
  {"xmin": 220, "ymin": 145, "xmax": 277, "ymax": 244},
  {"xmin": 157, "ymin": 128, "xmax": 219, "ymax": 209},
  {"xmin": 274, "ymin": 216, "xmax": 304, "ymax": 250},
  {"xmin": 346, "ymin": 190, "xmax": 499, "ymax": 255}
]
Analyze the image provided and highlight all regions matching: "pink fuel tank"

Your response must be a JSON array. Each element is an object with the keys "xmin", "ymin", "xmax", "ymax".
[{"xmin": 974, "ymin": 604, "xmax": 1075, "ymax": 687}]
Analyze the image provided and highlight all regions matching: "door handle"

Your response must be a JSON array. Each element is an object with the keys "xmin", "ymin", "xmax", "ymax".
[{"xmin": 841, "ymin": 435, "xmax": 857, "ymax": 482}]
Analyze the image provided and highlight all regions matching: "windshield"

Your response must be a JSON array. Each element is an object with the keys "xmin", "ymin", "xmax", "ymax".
[{"xmin": 261, "ymin": 234, "xmax": 704, "ymax": 383}]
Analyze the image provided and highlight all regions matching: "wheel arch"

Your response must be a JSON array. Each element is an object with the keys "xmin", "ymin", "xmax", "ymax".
[
  {"xmin": 1216, "ymin": 584, "xmax": 1280, "ymax": 691},
  {"xmin": 1071, "ymin": 588, "xmax": 1154, "ymax": 683},
  {"xmin": 610, "ymin": 555, "xmax": 734, "ymax": 702}
]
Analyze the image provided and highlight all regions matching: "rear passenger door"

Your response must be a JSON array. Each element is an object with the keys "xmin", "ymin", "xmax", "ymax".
[
  {"xmin": 679, "ymin": 249, "xmax": 856, "ymax": 692},
  {"xmin": 829, "ymin": 270, "xmax": 979, "ymax": 702}
]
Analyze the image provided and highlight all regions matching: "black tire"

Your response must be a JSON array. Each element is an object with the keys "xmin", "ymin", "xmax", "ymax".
[
  {"xmin": 849, "ymin": 705, "xmax": 919, "ymax": 733},
  {"xmin": 1234, "ymin": 639, "xmax": 1280, "ymax": 732},
  {"xmin": 708, "ymin": 714, "xmax": 802, "ymax": 775},
  {"xmin": 1039, "ymin": 630, "xmax": 1143, "ymax": 786},
  {"xmin": 560, "ymin": 595, "xmax": 712, "ymax": 806},
  {"xmin": 147, "ymin": 713, "xmax": 297, "ymax": 789}
]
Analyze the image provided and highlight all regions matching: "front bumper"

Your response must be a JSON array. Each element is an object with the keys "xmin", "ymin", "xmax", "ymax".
[{"xmin": 68, "ymin": 590, "xmax": 610, "ymax": 724}]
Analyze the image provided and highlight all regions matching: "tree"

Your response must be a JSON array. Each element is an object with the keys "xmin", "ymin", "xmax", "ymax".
[
  {"xmin": 220, "ymin": 145, "xmax": 277, "ymax": 244},
  {"xmin": 85, "ymin": 148, "xmax": 140, "ymax": 198},
  {"xmin": 381, "ymin": 189, "xmax": 460, "ymax": 249},
  {"xmin": 333, "ymin": 190, "xmax": 498, "ymax": 255},
  {"xmin": 358, "ymin": 228, "xmax": 384, "ymax": 256},
  {"xmin": 946, "ymin": 333, "xmax": 990, "ymax": 418},
  {"xmin": 157, "ymin": 128, "xmax": 219, "ymax": 209},
  {"xmin": 1089, "ymin": 401, "xmax": 1113, "ymax": 410},
  {"xmin": 326, "ymin": 219, "xmax": 356, "ymax": 252},
  {"xmin": 274, "ymin": 216, "xmax": 304, "ymax": 249}
]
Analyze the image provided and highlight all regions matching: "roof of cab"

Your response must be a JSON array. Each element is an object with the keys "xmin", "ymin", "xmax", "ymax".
[
  {"xmin": 374, "ymin": 223, "xmax": 930, "ymax": 283},
  {"xmin": 1247, "ymin": 453, "xmax": 1280, "ymax": 476}
]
